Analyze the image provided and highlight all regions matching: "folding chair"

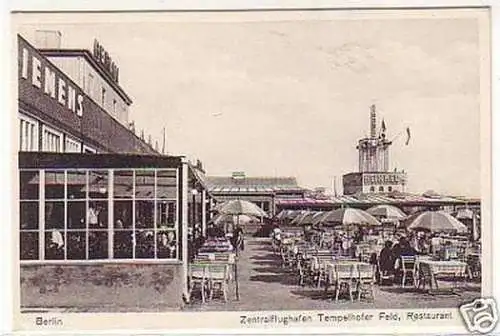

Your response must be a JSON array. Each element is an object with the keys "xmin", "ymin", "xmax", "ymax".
[
  {"xmin": 416, "ymin": 262, "xmax": 436, "ymax": 291},
  {"xmin": 207, "ymin": 264, "xmax": 229, "ymax": 302},
  {"xmin": 357, "ymin": 263, "xmax": 375, "ymax": 301},
  {"xmin": 188, "ymin": 264, "xmax": 208, "ymax": 303},
  {"xmin": 334, "ymin": 263, "xmax": 357, "ymax": 302},
  {"xmin": 400, "ymin": 256, "xmax": 417, "ymax": 288}
]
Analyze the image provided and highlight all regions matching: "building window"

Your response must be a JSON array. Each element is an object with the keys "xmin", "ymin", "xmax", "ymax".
[
  {"xmin": 379, "ymin": 186, "xmax": 384, "ymax": 192},
  {"xmin": 87, "ymin": 73, "xmax": 94, "ymax": 96},
  {"xmin": 113, "ymin": 99, "xmax": 117, "ymax": 117},
  {"xmin": 65, "ymin": 136, "xmax": 81, "ymax": 153},
  {"xmin": 369, "ymin": 186, "xmax": 375, "ymax": 192},
  {"xmin": 83, "ymin": 145, "xmax": 97, "ymax": 154},
  {"xmin": 42, "ymin": 126, "xmax": 62, "ymax": 152},
  {"xmin": 101, "ymin": 87, "xmax": 106, "ymax": 106},
  {"xmin": 388, "ymin": 186, "xmax": 393, "ymax": 192},
  {"xmin": 19, "ymin": 168, "xmax": 179, "ymax": 261},
  {"xmin": 19, "ymin": 115, "xmax": 39, "ymax": 152}
]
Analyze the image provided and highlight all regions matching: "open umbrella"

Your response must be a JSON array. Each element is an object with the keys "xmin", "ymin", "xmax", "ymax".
[
  {"xmin": 300, "ymin": 211, "xmax": 324, "ymax": 226},
  {"xmin": 212, "ymin": 213, "xmax": 259, "ymax": 225},
  {"xmin": 217, "ymin": 200, "xmax": 268, "ymax": 218},
  {"xmin": 290, "ymin": 211, "xmax": 311, "ymax": 226},
  {"xmin": 319, "ymin": 208, "xmax": 381, "ymax": 227},
  {"xmin": 406, "ymin": 211, "xmax": 468, "ymax": 233},
  {"xmin": 367, "ymin": 205, "xmax": 406, "ymax": 219},
  {"xmin": 217, "ymin": 199, "xmax": 268, "ymax": 300}
]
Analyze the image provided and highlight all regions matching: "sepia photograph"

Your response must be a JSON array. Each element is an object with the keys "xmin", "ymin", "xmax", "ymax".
[{"xmin": 10, "ymin": 6, "xmax": 494, "ymax": 333}]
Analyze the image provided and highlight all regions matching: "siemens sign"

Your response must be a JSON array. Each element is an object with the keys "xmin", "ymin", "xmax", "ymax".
[{"xmin": 20, "ymin": 43, "xmax": 84, "ymax": 117}]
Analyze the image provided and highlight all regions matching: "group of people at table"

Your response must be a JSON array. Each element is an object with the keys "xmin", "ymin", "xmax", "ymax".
[{"xmin": 272, "ymin": 224, "xmax": 480, "ymax": 299}]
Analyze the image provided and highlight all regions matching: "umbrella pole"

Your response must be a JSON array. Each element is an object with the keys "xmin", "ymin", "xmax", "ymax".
[{"xmin": 235, "ymin": 215, "xmax": 240, "ymax": 301}]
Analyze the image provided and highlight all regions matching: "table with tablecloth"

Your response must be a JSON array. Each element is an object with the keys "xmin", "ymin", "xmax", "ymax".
[{"xmin": 415, "ymin": 259, "xmax": 468, "ymax": 292}]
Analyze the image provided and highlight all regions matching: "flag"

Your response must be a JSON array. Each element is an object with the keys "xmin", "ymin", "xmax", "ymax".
[
  {"xmin": 405, "ymin": 127, "xmax": 411, "ymax": 145},
  {"xmin": 381, "ymin": 119, "xmax": 386, "ymax": 133}
]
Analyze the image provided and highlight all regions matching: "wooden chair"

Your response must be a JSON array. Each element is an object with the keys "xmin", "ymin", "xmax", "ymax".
[
  {"xmin": 400, "ymin": 256, "xmax": 417, "ymax": 288},
  {"xmin": 416, "ymin": 262, "xmax": 437, "ymax": 291},
  {"xmin": 315, "ymin": 255, "xmax": 335, "ymax": 288},
  {"xmin": 188, "ymin": 264, "xmax": 208, "ymax": 303},
  {"xmin": 357, "ymin": 263, "xmax": 375, "ymax": 301},
  {"xmin": 207, "ymin": 264, "xmax": 229, "ymax": 302},
  {"xmin": 334, "ymin": 263, "xmax": 357, "ymax": 302}
]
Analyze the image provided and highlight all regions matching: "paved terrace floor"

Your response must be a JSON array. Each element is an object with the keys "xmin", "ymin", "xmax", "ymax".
[{"xmin": 185, "ymin": 237, "xmax": 481, "ymax": 312}]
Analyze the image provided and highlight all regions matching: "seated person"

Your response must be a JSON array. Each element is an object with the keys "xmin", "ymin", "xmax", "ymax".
[{"xmin": 378, "ymin": 240, "xmax": 395, "ymax": 280}]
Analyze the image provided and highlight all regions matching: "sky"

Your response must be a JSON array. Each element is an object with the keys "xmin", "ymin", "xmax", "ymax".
[{"xmin": 13, "ymin": 10, "xmax": 487, "ymax": 197}]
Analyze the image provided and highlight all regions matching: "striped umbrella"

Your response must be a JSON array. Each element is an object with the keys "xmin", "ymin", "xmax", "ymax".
[
  {"xmin": 319, "ymin": 208, "xmax": 381, "ymax": 227},
  {"xmin": 367, "ymin": 205, "xmax": 406, "ymax": 219},
  {"xmin": 290, "ymin": 211, "xmax": 312, "ymax": 226},
  {"xmin": 407, "ymin": 211, "xmax": 467, "ymax": 233}
]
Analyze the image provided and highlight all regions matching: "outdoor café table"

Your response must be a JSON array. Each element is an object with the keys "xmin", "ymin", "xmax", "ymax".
[
  {"xmin": 415, "ymin": 259, "xmax": 467, "ymax": 293},
  {"xmin": 189, "ymin": 261, "xmax": 233, "ymax": 301},
  {"xmin": 322, "ymin": 260, "xmax": 374, "ymax": 299},
  {"xmin": 323, "ymin": 260, "xmax": 373, "ymax": 285}
]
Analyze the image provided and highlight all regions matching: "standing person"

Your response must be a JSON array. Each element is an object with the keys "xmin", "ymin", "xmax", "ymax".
[
  {"xmin": 272, "ymin": 224, "xmax": 282, "ymax": 250},
  {"xmin": 232, "ymin": 224, "xmax": 244, "ymax": 252}
]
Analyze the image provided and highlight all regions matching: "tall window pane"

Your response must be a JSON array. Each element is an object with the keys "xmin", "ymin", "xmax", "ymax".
[
  {"xmin": 135, "ymin": 200, "xmax": 154, "ymax": 229},
  {"xmin": 114, "ymin": 200, "xmax": 132, "ymax": 229},
  {"xmin": 89, "ymin": 231, "xmax": 108, "ymax": 259},
  {"xmin": 67, "ymin": 232, "xmax": 86, "ymax": 260},
  {"xmin": 135, "ymin": 170, "xmax": 155, "ymax": 198},
  {"xmin": 114, "ymin": 170, "xmax": 133, "ymax": 199},
  {"xmin": 135, "ymin": 229, "xmax": 155, "ymax": 258},
  {"xmin": 45, "ymin": 170, "xmax": 65, "ymax": 199},
  {"xmin": 67, "ymin": 170, "xmax": 86, "ymax": 199},
  {"xmin": 156, "ymin": 201, "xmax": 176, "ymax": 229},
  {"xmin": 157, "ymin": 230, "xmax": 176, "ymax": 259},
  {"xmin": 20, "ymin": 232, "xmax": 39, "ymax": 260},
  {"xmin": 20, "ymin": 170, "xmax": 39, "ymax": 200},
  {"xmin": 156, "ymin": 170, "xmax": 177, "ymax": 199},
  {"xmin": 67, "ymin": 201, "xmax": 86, "ymax": 229},
  {"xmin": 45, "ymin": 201, "xmax": 64, "ymax": 230},
  {"xmin": 45, "ymin": 231, "xmax": 65, "ymax": 260},
  {"xmin": 88, "ymin": 201, "xmax": 108, "ymax": 229},
  {"xmin": 88, "ymin": 170, "xmax": 109, "ymax": 199},
  {"xmin": 113, "ymin": 230, "xmax": 133, "ymax": 259},
  {"xmin": 20, "ymin": 202, "xmax": 38, "ymax": 230}
]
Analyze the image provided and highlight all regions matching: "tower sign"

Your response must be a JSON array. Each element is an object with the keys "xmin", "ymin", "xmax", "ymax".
[{"xmin": 343, "ymin": 105, "xmax": 407, "ymax": 195}]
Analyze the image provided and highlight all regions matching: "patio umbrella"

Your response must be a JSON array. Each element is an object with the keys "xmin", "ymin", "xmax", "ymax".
[
  {"xmin": 217, "ymin": 200, "xmax": 268, "ymax": 301},
  {"xmin": 290, "ymin": 211, "xmax": 311, "ymax": 226},
  {"xmin": 406, "ymin": 211, "xmax": 468, "ymax": 234},
  {"xmin": 212, "ymin": 214, "xmax": 259, "ymax": 225},
  {"xmin": 217, "ymin": 200, "xmax": 268, "ymax": 218},
  {"xmin": 274, "ymin": 210, "xmax": 293, "ymax": 221},
  {"xmin": 286, "ymin": 210, "xmax": 306, "ymax": 222},
  {"xmin": 300, "ymin": 211, "xmax": 324, "ymax": 226},
  {"xmin": 367, "ymin": 205, "xmax": 406, "ymax": 219},
  {"xmin": 319, "ymin": 208, "xmax": 381, "ymax": 228}
]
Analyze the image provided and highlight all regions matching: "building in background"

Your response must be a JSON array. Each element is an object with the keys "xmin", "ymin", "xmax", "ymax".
[
  {"xmin": 343, "ymin": 105, "xmax": 407, "ymax": 195},
  {"xmin": 206, "ymin": 172, "xmax": 306, "ymax": 218}
]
